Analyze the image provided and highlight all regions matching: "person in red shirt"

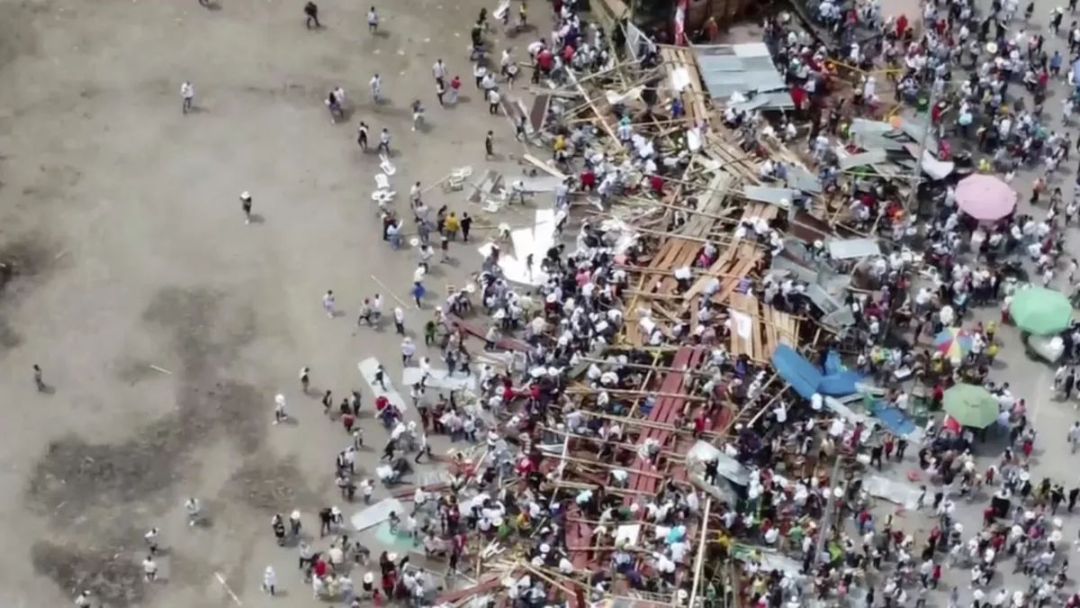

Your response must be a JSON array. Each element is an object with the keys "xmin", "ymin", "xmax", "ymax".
[
  {"xmin": 650, "ymin": 175, "xmax": 664, "ymax": 196},
  {"xmin": 537, "ymin": 49, "xmax": 553, "ymax": 73},
  {"xmin": 342, "ymin": 413, "xmax": 356, "ymax": 433},
  {"xmin": 580, "ymin": 168, "xmax": 597, "ymax": 191},
  {"xmin": 313, "ymin": 558, "xmax": 328, "ymax": 579},
  {"xmin": 896, "ymin": 14, "xmax": 908, "ymax": 39},
  {"xmin": 450, "ymin": 75, "xmax": 462, "ymax": 104}
]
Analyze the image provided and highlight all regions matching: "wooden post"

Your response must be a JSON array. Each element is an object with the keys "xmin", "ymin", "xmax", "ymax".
[{"xmin": 687, "ymin": 498, "xmax": 713, "ymax": 608}]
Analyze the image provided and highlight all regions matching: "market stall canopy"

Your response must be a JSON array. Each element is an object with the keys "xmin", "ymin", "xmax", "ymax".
[
  {"xmin": 933, "ymin": 327, "xmax": 973, "ymax": 363},
  {"xmin": 943, "ymin": 384, "xmax": 999, "ymax": 429},
  {"xmin": 955, "ymin": 174, "xmax": 1017, "ymax": 221},
  {"xmin": 1009, "ymin": 286, "xmax": 1073, "ymax": 335}
]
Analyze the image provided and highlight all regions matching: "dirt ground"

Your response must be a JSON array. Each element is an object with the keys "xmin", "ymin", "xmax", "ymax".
[{"xmin": 0, "ymin": 0, "xmax": 524, "ymax": 605}]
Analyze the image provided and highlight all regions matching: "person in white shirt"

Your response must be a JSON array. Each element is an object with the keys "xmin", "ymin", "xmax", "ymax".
[
  {"xmin": 393, "ymin": 306, "xmax": 406, "ymax": 335},
  {"xmin": 367, "ymin": 7, "xmax": 379, "ymax": 32},
  {"xmin": 322, "ymin": 290, "xmax": 336, "ymax": 318},
  {"xmin": 369, "ymin": 73, "xmax": 382, "ymax": 103},
  {"xmin": 262, "ymin": 565, "xmax": 277, "ymax": 595},
  {"xmin": 378, "ymin": 128, "xmax": 391, "ymax": 154},
  {"xmin": 274, "ymin": 393, "xmax": 288, "ymax": 424},
  {"xmin": 432, "ymin": 59, "xmax": 447, "ymax": 85},
  {"xmin": 144, "ymin": 527, "xmax": 160, "ymax": 555},
  {"xmin": 185, "ymin": 497, "xmax": 201, "ymax": 527},
  {"xmin": 142, "ymin": 555, "xmax": 158, "ymax": 581},
  {"xmin": 401, "ymin": 337, "xmax": 416, "ymax": 366},
  {"xmin": 180, "ymin": 81, "xmax": 195, "ymax": 114}
]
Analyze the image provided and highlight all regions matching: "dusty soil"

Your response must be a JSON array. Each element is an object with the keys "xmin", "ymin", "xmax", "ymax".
[{"xmin": 0, "ymin": 0, "xmax": 519, "ymax": 606}]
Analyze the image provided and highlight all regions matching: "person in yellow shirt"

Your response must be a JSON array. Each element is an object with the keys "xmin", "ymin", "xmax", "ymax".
[
  {"xmin": 553, "ymin": 134, "xmax": 568, "ymax": 163},
  {"xmin": 444, "ymin": 212, "xmax": 461, "ymax": 239}
]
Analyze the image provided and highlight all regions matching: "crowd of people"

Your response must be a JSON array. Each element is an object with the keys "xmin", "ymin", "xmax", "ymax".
[{"xmin": 70, "ymin": 0, "xmax": 1080, "ymax": 606}]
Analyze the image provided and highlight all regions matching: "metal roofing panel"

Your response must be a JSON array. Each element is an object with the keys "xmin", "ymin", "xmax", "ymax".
[
  {"xmin": 697, "ymin": 55, "xmax": 745, "ymax": 72},
  {"xmin": 827, "ymin": 238, "xmax": 882, "ymax": 260},
  {"xmin": 731, "ymin": 42, "xmax": 771, "ymax": 57},
  {"xmin": 786, "ymin": 165, "xmax": 823, "ymax": 193},
  {"xmin": 730, "ymin": 96, "xmax": 769, "ymax": 113},
  {"xmin": 837, "ymin": 149, "xmax": 888, "ymax": 170},
  {"xmin": 741, "ymin": 55, "xmax": 779, "ymax": 71},
  {"xmin": 743, "ymin": 186, "xmax": 799, "ymax": 206},
  {"xmin": 850, "ymin": 118, "xmax": 895, "ymax": 136}
]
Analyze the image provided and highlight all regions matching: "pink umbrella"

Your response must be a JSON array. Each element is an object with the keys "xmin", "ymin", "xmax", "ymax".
[{"xmin": 955, "ymin": 174, "xmax": 1017, "ymax": 221}]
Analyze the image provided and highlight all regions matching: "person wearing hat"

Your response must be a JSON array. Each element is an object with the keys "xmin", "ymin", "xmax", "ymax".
[{"xmin": 240, "ymin": 191, "xmax": 252, "ymax": 224}]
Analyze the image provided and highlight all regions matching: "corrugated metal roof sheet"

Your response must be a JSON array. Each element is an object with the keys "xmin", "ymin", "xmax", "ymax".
[
  {"xmin": 744, "ymin": 186, "xmax": 799, "ymax": 206},
  {"xmin": 827, "ymin": 238, "xmax": 882, "ymax": 260},
  {"xmin": 692, "ymin": 44, "xmax": 789, "ymax": 109}
]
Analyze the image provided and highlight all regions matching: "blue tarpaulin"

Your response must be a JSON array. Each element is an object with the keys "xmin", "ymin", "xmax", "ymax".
[
  {"xmin": 872, "ymin": 405, "xmax": 917, "ymax": 437},
  {"xmin": 772, "ymin": 345, "xmax": 862, "ymax": 400},
  {"xmin": 772, "ymin": 345, "xmax": 821, "ymax": 399}
]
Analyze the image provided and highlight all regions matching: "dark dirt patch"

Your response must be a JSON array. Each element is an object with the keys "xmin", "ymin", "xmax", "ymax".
[
  {"xmin": 225, "ymin": 457, "xmax": 319, "ymax": 513},
  {"xmin": 0, "ymin": 316, "xmax": 21, "ymax": 349},
  {"xmin": 26, "ymin": 286, "xmax": 266, "ymax": 516},
  {"xmin": 0, "ymin": 235, "xmax": 58, "ymax": 353},
  {"xmin": 0, "ymin": 2, "xmax": 44, "ymax": 73},
  {"xmin": 112, "ymin": 358, "xmax": 159, "ymax": 385},
  {"xmin": 31, "ymin": 540, "xmax": 146, "ymax": 607},
  {"xmin": 26, "ymin": 286, "xmax": 269, "ymax": 604},
  {"xmin": 28, "ymin": 419, "xmax": 184, "ymax": 520}
]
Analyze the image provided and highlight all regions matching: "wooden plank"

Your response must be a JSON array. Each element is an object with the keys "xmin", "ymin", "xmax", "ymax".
[{"xmin": 523, "ymin": 154, "xmax": 568, "ymax": 180}]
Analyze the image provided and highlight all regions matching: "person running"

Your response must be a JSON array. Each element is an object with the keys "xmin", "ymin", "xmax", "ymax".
[
  {"xmin": 357, "ymin": 121, "xmax": 369, "ymax": 151},
  {"xmin": 411, "ymin": 100, "xmax": 424, "ymax": 131},
  {"xmin": 239, "ymin": 191, "xmax": 253, "ymax": 224},
  {"xmin": 378, "ymin": 128, "xmax": 391, "ymax": 155},
  {"xmin": 274, "ymin": 394, "xmax": 288, "ymax": 424},
  {"xmin": 304, "ymin": 2, "xmax": 320, "ymax": 28},
  {"xmin": 394, "ymin": 306, "xmax": 406, "ymax": 335},
  {"xmin": 435, "ymin": 78, "xmax": 447, "ymax": 106},
  {"xmin": 180, "ymin": 81, "xmax": 195, "ymax": 114},
  {"xmin": 322, "ymin": 290, "xmax": 336, "ymax": 318},
  {"xmin": 449, "ymin": 75, "xmax": 461, "ymax": 104},
  {"xmin": 326, "ymin": 87, "xmax": 345, "ymax": 123},
  {"xmin": 369, "ymin": 73, "xmax": 382, "ymax": 103},
  {"xmin": 299, "ymin": 366, "xmax": 311, "ymax": 393},
  {"xmin": 144, "ymin": 528, "xmax": 160, "ymax": 555},
  {"xmin": 185, "ymin": 497, "xmax": 202, "ymax": 526},
  {"xmin": 262, "ymin": 566, "xmax": 277, "ymax": 595},
  {"xmin": 32, "ymin": 364, "xmax": 45, "ymax": 392},
  {"xmin": 432, "ymin": 59, "xmax": 447, "ymax": 86}
]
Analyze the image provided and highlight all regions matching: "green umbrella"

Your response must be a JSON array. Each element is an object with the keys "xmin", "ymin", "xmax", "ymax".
[
  {"xmin": 943, "ymin": 384, "xmax": 999, "ymax": 429},
  {"xmin": 1010, "ymin": 287, "xmax": 1073, "ymax": 335}
]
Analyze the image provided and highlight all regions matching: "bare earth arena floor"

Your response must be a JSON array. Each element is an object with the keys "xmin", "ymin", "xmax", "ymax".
[{"xmin": 0, "ymin": 0, "xmax": 513, "ymax": 605}]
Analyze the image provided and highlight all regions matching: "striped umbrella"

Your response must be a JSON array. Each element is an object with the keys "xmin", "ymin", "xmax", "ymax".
[{"xmin": 933, "ymin": 327, "xmax": 974, "ymax": 363}]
